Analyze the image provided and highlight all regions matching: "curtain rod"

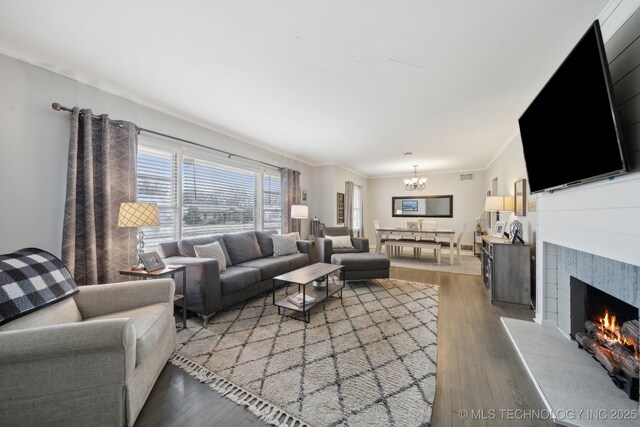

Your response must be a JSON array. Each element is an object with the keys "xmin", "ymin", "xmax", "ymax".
[{"xmin": 52, "ymin": 102, "xmax": 283, "ymax": 170}]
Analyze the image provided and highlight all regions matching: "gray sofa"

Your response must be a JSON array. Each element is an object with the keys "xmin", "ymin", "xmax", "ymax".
[
  {"xmin": 315, "ymin": 226, "xmax": 370, "ymax": 263},
  {"xmin": 158, "ymin": 230, "xmax": 312, "ymax": 321}
]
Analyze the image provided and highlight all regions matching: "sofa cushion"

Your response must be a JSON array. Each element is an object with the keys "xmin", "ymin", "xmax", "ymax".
[
  {"xmin": 272, "ymin": 233, "xmax": 300, "ymax": 256},
  {"xmin": 219, "ymin": 266, "xmax": 262, "ymax": 295},
  {"xmin": 158, "ymin": 241, "xmax": 180, "ymax": 258},
  {"xmin": 0, "ymin": 297, "xmax": 82, "ymax": 332},
  {"xmin": 178, "ymin": 235, "xmax": 232, "ymax": 266},
  {"xmin": 87, "ymin": 302, "xmax": 171, "ymax": 364},
  {"xmin": 237, "ymin": 257, "xmax": 291, "ymax": 281},
  {"xmin": 279, "ymin": 253, "xmax": 309, "ymax": 271},
  {"xmin": 321, "ymin": 226, "xmax": 351, "ymax": 237},
  {"xmin": 255, "ymin": 230, "xmax": 279, "ymax": 257},
  {"xmin": 332, "ymin": 248, "xmax": 361, "ymax": 255},
  {"xmin": 325, "ymin": 235, "xmax": 354, "ymax": 249},
  {"xmin": 223, "ymin": 231, "xmax": 262, "ymax": 265},
  {"xmin": 194, "ymin": 241, "xmax": 227, "ymax": 272}
]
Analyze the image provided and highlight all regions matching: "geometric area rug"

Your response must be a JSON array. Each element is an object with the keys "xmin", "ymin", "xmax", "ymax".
[{"xmin": 171, "ymin": 278, "xmax": 439, "ymax": 426}]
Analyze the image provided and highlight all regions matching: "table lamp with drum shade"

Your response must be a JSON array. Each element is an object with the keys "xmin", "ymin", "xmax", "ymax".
[
  {"xmin": 484, "ymin": 196, "xmax": 514, "ymax": 221},
  {"xmin": 118, "ymin": 202, "xmax": 160, "ymax": 269}
]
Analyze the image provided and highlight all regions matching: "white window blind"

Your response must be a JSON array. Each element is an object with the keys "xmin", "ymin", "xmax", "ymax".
[
  {"xmin": 136, "ymin": 145, "xmax": 179, "ymax": 251},
  {"xmin": 182, "ymin": 155, "xmax": 258, "ymax": 237},
  {"xmin": 263, "ymin": 172, "xmax": 281, "ymax": 232}
]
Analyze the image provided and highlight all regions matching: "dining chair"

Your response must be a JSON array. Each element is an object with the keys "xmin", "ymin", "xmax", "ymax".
[
  {"xmin": 453, "ymin": 222, "xmax": 467, "ymax": 263},
  {"xmin": 422, "ymin": 220, "xmax": 437, "ymax": 231},
  {"xmin": 373, "ymin": 220, "xmax": 391, "ymax": 254},
  {"xmin": 417, "ymin": 220, "xmax": 438, "ymax": 244}
]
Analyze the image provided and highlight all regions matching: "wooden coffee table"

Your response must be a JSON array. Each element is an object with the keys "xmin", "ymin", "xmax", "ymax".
[{"xmin": 272, "ymin": 263, "xmax": 344, "ymax": 323}]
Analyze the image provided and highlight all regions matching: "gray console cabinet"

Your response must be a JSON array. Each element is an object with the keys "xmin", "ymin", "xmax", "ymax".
[{"xmin": 481, "ymin": 236, "xmax": 530, "ymax": 306}]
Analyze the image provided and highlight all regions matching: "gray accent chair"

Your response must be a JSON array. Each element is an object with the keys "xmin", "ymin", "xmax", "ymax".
[
  {"xmin": 315, "ymin": 226, "xmax": 370, "ymax": 264},
  {"xmin": 158, "ymin": 230, "xmax": 312, "ymax": 321},
  {"xmin": 0, "ymin": 278, "xmax": 176, "ymax": 427}
]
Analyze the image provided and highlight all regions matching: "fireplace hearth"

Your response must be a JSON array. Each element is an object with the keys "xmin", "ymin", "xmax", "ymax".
[{"xmin": 570, "ymin": 277, "xmax": 639, "ymax": 401}]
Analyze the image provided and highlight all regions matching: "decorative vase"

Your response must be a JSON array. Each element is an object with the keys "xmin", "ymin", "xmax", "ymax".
[
  {"xmin": 312, "ymin": 278, "xmax": 327, "ymax": 288},
  {"xmin": 509, "ymin": 218, "xmax": 524, "ymax": 244}
]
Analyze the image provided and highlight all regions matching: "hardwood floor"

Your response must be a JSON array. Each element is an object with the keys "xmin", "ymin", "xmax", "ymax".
[{"xmin": 135, "ymin": 267, "xmax": 551, "ymax": 427}]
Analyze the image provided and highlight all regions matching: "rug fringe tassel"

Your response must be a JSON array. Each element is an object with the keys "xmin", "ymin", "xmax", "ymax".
[{"xmin": 169, "ymin": 354, "xmax": 310, "ymax": 427}]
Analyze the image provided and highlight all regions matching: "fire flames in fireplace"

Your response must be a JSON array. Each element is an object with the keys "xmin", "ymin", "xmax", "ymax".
[
  {"xmin": 575, "ymin": 309, "xmax": 639, "ymax": 401},
  {"xmin": 596, "ymin": 311, "xmax": 638, "ymax": 356}
]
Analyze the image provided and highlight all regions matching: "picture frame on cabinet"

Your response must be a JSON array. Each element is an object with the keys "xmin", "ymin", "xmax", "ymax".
[{"xmin": 492, "ymin": 221, "xmax": 506, "ymax": 238}]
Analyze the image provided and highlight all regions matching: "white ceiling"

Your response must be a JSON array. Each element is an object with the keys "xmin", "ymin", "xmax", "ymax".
[{"xmin": 0, "ymin": 0, "xmax": 608, "ymax": 177}]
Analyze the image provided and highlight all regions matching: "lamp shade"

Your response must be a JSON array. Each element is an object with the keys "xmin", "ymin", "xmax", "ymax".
[
  {"xmin": 484, "ymin": 196, "xmax": 514, "ymax": 212},
  {"xmin": 503, "ymin": 196, "xmax": 515, "ymax": 212},
  {"xmin": 291, "ymin": 205, "xmax": 308, "ymax": 219},
  {"xmin": 118, "ymin": 203, "xmax": 160, "ymax": 227}
]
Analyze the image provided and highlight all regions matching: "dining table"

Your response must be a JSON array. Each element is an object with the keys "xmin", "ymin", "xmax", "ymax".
[{"xmin": 376, "ymin": 227, "xmax": 456, "ymax": 265}]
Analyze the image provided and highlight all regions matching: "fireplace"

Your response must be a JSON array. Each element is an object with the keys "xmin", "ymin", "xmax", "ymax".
[{"xmin": 570, "ymin": 277, "xmax": 639, "ymax": 401}]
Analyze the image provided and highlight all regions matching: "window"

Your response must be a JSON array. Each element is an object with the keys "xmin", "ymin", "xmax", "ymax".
[
  {"xmin": 182, "ymin": 155, "xmax": 257, "ymax": 237},
  {"xmin": 352, "ymin": 184, "xmax": 363, "ymax": 234},
  {"xmin": 136, "ymin": 146, "xmax": 179, "ymax": 251},
  {"xmin": 263, "ymin": 172, "xmax": 281, "ymax": 231},
  {"xmin": 136, "ymin": 140, "xmax": 281, "ymax": 251}
]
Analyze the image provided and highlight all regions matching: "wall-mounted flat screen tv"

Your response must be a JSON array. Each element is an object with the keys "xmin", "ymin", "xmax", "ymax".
[
  {"xmin": 401, "ymin": 200, "xmax": 418, "ymax": 211},
  {"xmin": 518, "ymin": 20, "xmax": 627, "ymax": 194}
]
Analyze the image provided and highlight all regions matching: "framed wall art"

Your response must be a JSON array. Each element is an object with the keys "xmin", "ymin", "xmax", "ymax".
[
  {"xmin": 337, "ymin": 192, "xmax": 345, "ymax": 224},
  {"xmin": 514, "ymin": 179, "xmax": 527, "ymax": 216}
]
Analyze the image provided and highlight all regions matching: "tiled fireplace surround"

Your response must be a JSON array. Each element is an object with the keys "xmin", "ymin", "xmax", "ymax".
[
  {"xmin": 545, "ymin": 243, "xmax": 640, "ymax": 341},
  {"xmin": 503, "ymin": 241, "xmax": 639, "ymax": 426}
]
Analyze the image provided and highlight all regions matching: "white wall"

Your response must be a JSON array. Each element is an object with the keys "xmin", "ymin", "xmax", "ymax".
[
  {"xmin": 367, "ymin": 171, "xmax": 486, "ymax": 247},
  {"xmin": 484, "ymin": 133, "xmax": 537, "ymax": 245},
  {"xmin": 0, "ymin": 54, "xmax": 313, "ymax": 256},
  {"xmin": 311, "ymin": 164, "xmax": 368, "ymax": 232}
]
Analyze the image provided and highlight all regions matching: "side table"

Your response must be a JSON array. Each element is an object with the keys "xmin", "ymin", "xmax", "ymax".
[
  {"xmin": 119, "ymin": 265, "xmax": 188, "ymax": 330},
  {"xmin": 473, "ymin": 230, "xmax": 483, "ymax": 257}
]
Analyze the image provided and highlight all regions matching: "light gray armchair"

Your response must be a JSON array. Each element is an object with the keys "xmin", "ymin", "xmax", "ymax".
[{"xmin": 0, "ymin": 278, "xmax": 177, "ymax": 427}]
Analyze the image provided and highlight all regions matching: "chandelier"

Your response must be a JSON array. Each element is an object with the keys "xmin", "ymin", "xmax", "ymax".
[{"xmin": 404, "ymin": 165, "xmax": 427, "ymax": 191}]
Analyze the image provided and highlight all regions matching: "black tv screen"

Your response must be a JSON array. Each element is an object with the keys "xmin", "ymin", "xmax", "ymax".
[{"xmin": 518, "ymin": 21, "xmax": 627, "ymax": 194}]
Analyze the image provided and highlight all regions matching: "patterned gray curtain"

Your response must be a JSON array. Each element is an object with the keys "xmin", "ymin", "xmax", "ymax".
[
  {"xmin": 280, "ymin": 168, "xmax": 301, "ymax": 234},
  {"xmin": 344, "ymin": 181, "xmax": 354, "ymax": 233},
  {"xmin": 61, "ymin": 108, "xmax": 137, "ymax": 285}
]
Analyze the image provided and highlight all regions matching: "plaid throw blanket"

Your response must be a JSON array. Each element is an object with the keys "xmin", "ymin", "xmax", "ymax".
[{"xmin": 0, "ymin": 248, "xmax": 78, "ymax": 326}]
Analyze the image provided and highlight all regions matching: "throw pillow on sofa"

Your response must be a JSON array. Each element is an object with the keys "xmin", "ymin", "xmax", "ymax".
[
  {"xmin": 272, "ymin": 233, "xmax": 300, "ymax": 256},
  {"xmin": 325, "ymin": 235, "xmax": 354, "ymax": 249},
  {"xmin": 223, "ymin": 231, "xmax": 262, "ymax": 265},
  {"xmin": 194, "ymin": 241, "xmax": 227, "ymax": 272}
]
